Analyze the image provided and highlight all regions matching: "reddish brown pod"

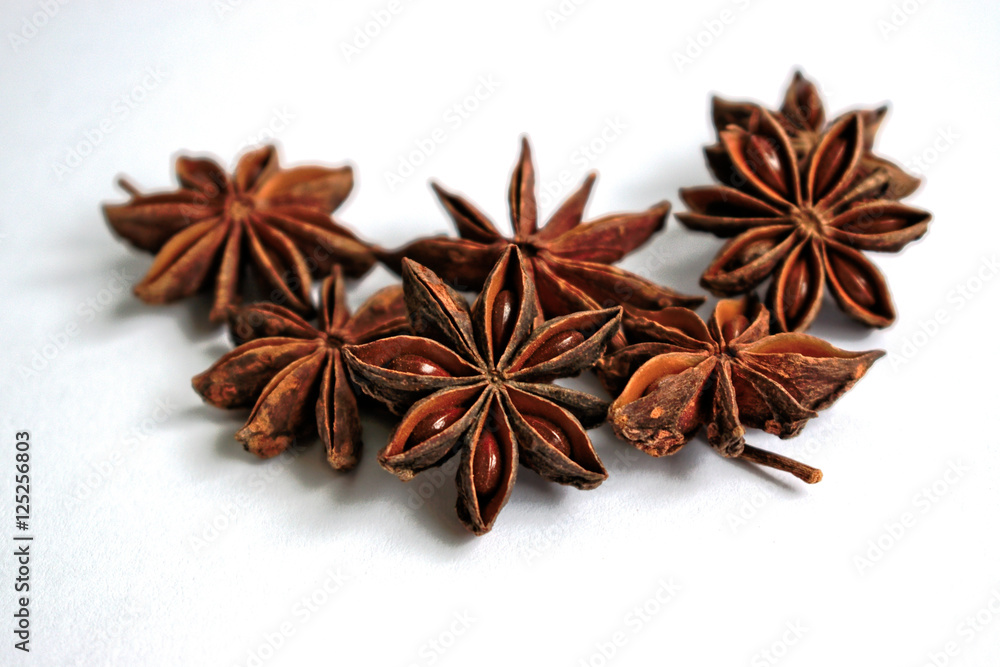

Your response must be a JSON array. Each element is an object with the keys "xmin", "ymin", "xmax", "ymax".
[
  {"xmin": 345, "ymin": 246, "xmax": 621, "ymax": 535},
  {"xmin": 192, "ymin": 267, "xmax": 408, "ymax": 470},
  {"xmin": 375, "ymin": 136, "xmax": 702, "ymax": 348},
  {"xmin": 604, "ymin": 297, "xmax": 884, "ymax": 483},
  {"xmin": 104, "ymin": 144, "xmax": 375, "ymax": 322},
  {"xmin": 678, "ymin": 107, "xmax": 930, "ymax": 332}
]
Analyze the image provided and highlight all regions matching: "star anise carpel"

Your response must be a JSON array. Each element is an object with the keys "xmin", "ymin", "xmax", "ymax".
[
  {"xmin": 375, "ymin": 137, "xmax": 702, "ymax": 348},
  {"xmin": 104, "ymin": 144, "xmax": 376, "ymax": 322},
  {"xmin": 192, "ymin": 266, "xmax": 409, "ymax": 470},
  {"xmin": 344, "ymin": 245, "xmax": 621, "ymax": 535},
  {"xmin": 604, "ymin": 297, "xmax": 883, "ymax": 483},
  {"xmin": 677, "ymin": 108, "xmax": 931, "ymax": 332},
  {"xmin": 707, "ymin": 69, "xmax": 921, "ymax": 200}
]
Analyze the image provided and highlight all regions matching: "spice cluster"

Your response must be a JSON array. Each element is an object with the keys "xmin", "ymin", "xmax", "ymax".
[{"xmin": 103, "ymin": 71, "xmax": 929, "ymax": 535}]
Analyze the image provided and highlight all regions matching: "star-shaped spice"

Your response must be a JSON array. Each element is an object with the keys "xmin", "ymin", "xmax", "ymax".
[
  {"xmin": 376, "ymin": 137, "xmax": 701, "ymax": 347},
  {"xmin": 603, "ymin": 297, "xmax": 883, "ymax": 483},
  {"xmin": 707, "ymin": 69, "xmax": 921, "ymax": 200},
  {"xmin": 192, "ymin": 266, "xmax": 408, "ymax": 470},
  {"xmin": 677, "ymin": 110, "xmax": 931, "ymax": 332},
  {"xmin": 104, "ymin": 144, "xmax": 375, "ymax": 322},
  {"xmin": 344, "ymin": 246, "xmax": 621, "ymax": 535}
]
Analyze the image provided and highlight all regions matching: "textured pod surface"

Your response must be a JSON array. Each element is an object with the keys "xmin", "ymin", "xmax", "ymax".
[
  {"xmin": 192, "ymin": 267, "xmax": 409, "ymax": 470},
  {"xmin": 345, "ymin": 245, "xmax": 620, "ymax": 535},
  {"xmin": 104, "ymin": 144, "xmax": 376, "ymax": 322},
  {"xmin": 679, "ymin": 78, "xmax": 930, "ymax": 332},
  {"xmin": 373, "ymin": 136, "xmax": 702, "ymax": 345},
  {"xmin": 607, "ymin": 297, "xmax": 883, "ymax": 483}
]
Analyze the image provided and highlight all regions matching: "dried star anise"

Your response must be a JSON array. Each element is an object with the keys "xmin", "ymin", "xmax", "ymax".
[
  {"xmin": 375, "ymin": 137, "xmax": 701, "ymax": 347},
  {"xmin": 344, "ymin": 245, "xmax": 621, "ymax": 535},
  {"xmin": 192, "ymin": 266, "xmax": 408, "ymax": 470},
  {"xmin": 104, "ymin": 144, "xmax": 376, "ymax": 322},
  {"xmin": 677, "ymin": 110, "xmax": 931, "ymax": 332},
  {"xmin": 708, "ymin": 69, "xmax": 921, "ymax": 200},
  {"xmin": 603, "ymin": 297, "xmax": 883, "ymax": 483}
]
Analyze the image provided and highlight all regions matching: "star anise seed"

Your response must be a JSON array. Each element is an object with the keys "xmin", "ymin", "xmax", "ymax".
[
  {"xmin": 344, "ymin": 245, "xmax": 621, "ymax": 535},
  {"xmin": 678, "ymin": 110, "xmax": 931, "ymax": 331},
  {"xmin": 104, "ymin": 144, "xmax": 376, "ymax": 322},
  {"xmin": 374, "ymin": 137, "xmax": 702, "ymax": 349},
  {"xmin": 603, "ymin": 297, "xmax": 884, "ymax": 483},
  {"xmin": 192, "ymin": 266, "xmax": 408, "ymax": 470},
  {"xmin": 708, "ymin": 69, "xmax": 921, "ymax": 200}
]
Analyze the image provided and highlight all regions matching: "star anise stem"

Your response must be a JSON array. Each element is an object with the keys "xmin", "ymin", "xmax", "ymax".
[
  {"xmin": 117, "ymin": 177, "xmax": 141, "ymax": 197},
  {"xmin": 739, "ymin": 444, "xmax": 822, "ymax": 484}
]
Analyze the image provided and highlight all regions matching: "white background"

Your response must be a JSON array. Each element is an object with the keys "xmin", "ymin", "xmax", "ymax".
[{"xmin": 2, "ymin": 1, "xmax": 999, "ymax": 665}]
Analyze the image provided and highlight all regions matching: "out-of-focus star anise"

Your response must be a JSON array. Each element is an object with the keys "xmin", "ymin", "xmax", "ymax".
[
  {"xmin": 604, "ymin": 297, "xmax": 883, "ymax": 483},
  {"xmin": 104, "ymin": 144, "xmax": 375, "ymax": 322},
  {"xmin": 192, "ymin": 266, "xmax": 408, "ymax": 470},
  {"xmin": 677, "ymin": 111, "xmax": 931, "ymax": 332},
  {"xmin": 707, "ymin": 69, "xmax": 921, "ymax": 200},
  {"xmin": 375, "ymin": 137, "xmax": 701, "ymax": 347},
  {"xmin": 344, "ymin": 246, "xmax": 621, "ymax": 535}
]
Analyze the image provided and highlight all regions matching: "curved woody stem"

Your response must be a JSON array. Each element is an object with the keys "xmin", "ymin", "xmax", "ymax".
[{"xmin": 739, "ymin": 444, "xmax": 823, "ymax": 484}]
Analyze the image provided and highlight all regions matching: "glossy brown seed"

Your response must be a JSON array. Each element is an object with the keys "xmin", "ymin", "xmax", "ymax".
[
  {"xmin": 813, "ymin": 137, "xmax": 847, "ymax": 197},
  {"xmin": 721, "ymin": 315, "xmax": 750, "ymax": 343},
  {"xmin": 842, "ymin": 215, "xmax": 909, "ymax": 236},
  {"xmin": 782, "ymin": 259, "xmax": 810, "ymax": 323},
  {"xmin": 524, "ymin": 330, "xmax": 585, "ymax": 367},
  {"xmin": 828, "ymin": 253, "xmax": 876, "ymax": 307},
  {"xmin": 524, "ymin": 415, "xmax": 571, "ymax": 457},
  {"xmin": 732, "ymin": 238, "xmax": 777, "ymax": 269},
  {"xmin": 745, "ymin": 135, "xmax": 787, "ymax": 196},
  {"xmin": 491, "ymin": 289, "xmax": 517, "ymax": 362},
  {"xmin": 407, "ymin": 406, "xmax": 465, "ymax": 450},
  {"xmin": 473, "ymin": 431, "xmax": 502, "ymax": 498},
  {"xmin": 387, "ymin": 354, "xmax": 451, "ymax": 377}
]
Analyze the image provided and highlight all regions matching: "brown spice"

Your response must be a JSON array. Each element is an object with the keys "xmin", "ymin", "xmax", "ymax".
[
  {"xmin": 192, "ymin": 266, "xmax": 408, "ymax": 470},
  {"xmin": 604, "ymin": 297, "xmax": 883, "ymax": 483},
  {"xmin": 344, "ymin": 245, "xmax": 621, "ymax": 535},
  {"xmin": 678, "ymin": 110, "xmax": 931, "ymax": 332},
  {"xmin": 104, "ymin": 144, "xmax": 375, "ymax": 322},
  {"xmin": 374, "ymin": 137, "xmax": 702, "ymax": 348}
]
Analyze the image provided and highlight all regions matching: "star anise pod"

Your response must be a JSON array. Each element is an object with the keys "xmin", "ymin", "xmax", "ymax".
[
  {"xmin": 677, "ymin": 110, "xmax": 931, "ymax": 332},
  {"xmin": 707, "ymin": 69, "xmax": 921, "ymax": 200},
  {"xmin": 344, "ymin": 246, "xmax": 621, "ymax": 535},
  {"xmin": 604, "ymin": 297, "xmax": 883, "ymax": 483},
  {"xmin": 375, "ymin": 137, "xmax": 701, "ymax": 348},
  {"xmin": 104, "ymin": 144, "xmax": 376, "ymax": 322},
  {"xmin": 191, "ymin": 266, "xmax": 408, "ymax": 470}
]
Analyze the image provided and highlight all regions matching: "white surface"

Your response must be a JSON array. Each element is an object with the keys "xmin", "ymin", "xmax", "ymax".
[{"xmin": 1, "ymin": 1, "xmax": 998, "ymax": 665}]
